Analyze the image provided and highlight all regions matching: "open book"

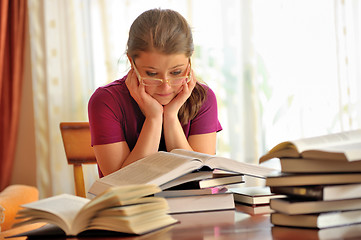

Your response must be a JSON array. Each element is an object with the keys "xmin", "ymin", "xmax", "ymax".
[
  {"xmin": 13, "ymin": 185, "xmax": 177, "ymax": 236},
  {"xmin": 259, "ymin": 129, "xmax": 361, "ymax": 163},
  {"xmin": 89, "ymin": 149, "xmax": 275, "ymax": 197}
]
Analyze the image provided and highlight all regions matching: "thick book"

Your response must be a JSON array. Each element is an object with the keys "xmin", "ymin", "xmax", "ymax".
[
  {"xmin": 230, "ymin": 186, "xmax": 285, "ymax": 205},
  {"xmin": 155, "ymin": 186, "xmax": 228, "ymax": 198},
  {"xmin": 271, "ymin": 210, "xmax": 361, "ymax": 229},
  {"xmin": 165, "ymin": 193, "xmax": 235, "ymax": 214},
  {"xmin": 235, "ymin": 203, "xmax": 274, "ymax": 215},
  {"xmin": 279, "ymin": 157, "xmax": 361, "ymax": 173},
  {"xmin": 13, "ymin": 185, "xmax": 177, "ymax": 236},
  {"xmin": 166, "ymin": 174, "xmax": 244, "ymax": 190},
  {"xmin": 269, "ymin": 197, "xmax": 361, "ymax": 215},
  {"xmin": 158, "ymin": 170, "xmax": 214, "ymax": 190},
  {"xmin": 265, "ymin": 172, "xmax": 361, "ymax": 187},
  {"xmin": 89, "ymin": 149, "xmax": 275, "ymax": 197},
  {"xmin": 272, "ymin": 224, "xmax": 361, "ymax": 240},
  {"xmin": 173, "ymin": 210, "xmax": 235, "ymax": 229},
  {"xmin": 259, "ymin": 129, "xmax": 361, "ymax": 163},
  {"xmin": 270, "ymin": 183, "xmax": 361, "ymax": 201}
]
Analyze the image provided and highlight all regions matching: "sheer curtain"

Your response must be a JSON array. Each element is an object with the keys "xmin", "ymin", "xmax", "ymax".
[
  {"xmin": 27, "ymin": 0, "xmax": 98, "ymax": 197},
  {"xmin": 27, "ymin": 0, "xmax": 361, "ymax": 196}
]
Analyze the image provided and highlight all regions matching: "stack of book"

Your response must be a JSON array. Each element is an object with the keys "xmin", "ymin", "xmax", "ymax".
[
  {"xmin": 260, "ymin": 129, "xmax": 361, "ymax": 229},
  {"xmin": 89, "ymin": 149, "xmax": 275, "ymax": 214},
  {"xmin": 230, "ymin": 186, "xmax": 285, "ymax": 215}
]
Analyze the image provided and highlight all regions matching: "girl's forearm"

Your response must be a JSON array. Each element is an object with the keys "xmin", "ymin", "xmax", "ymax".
[
  {"xmin": 122, "ymin": 116, "xmax": 163, "ymax": 167},
  {"xmin": 163, "ymin": 114, "xmax": 193, "ymax": 152}
]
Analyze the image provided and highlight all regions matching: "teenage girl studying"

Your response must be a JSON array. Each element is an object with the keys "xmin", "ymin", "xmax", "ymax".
[{"xmin": 88, "ymin": 8, "xmax": 222, "ymax": 177}]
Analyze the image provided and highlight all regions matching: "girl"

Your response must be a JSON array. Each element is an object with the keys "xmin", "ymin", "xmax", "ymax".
[{"xmin": 88, "ymin": 8, "xmax": 222, "ymax": 177}]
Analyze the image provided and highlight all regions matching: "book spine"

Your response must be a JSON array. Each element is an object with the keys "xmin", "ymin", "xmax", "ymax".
[{"xmin": 270, "ymin": 186, "xmax": 323, "ymax": 200}]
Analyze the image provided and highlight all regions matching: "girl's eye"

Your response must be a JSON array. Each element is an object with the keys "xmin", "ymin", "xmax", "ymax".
[
  {"xmin": 146, "ymin": 71, "xmax": 157, "ymax": 77},
  {"xmin": 171, "ymin": 70, "xmax": 183, "ymax": 76}
]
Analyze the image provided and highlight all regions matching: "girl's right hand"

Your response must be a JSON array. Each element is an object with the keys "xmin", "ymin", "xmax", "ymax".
[{"xmin": 125, "ymin": 69, "xmax": 163, "ymax": 120}]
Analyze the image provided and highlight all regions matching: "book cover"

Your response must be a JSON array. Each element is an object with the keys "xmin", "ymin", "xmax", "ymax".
[
  {"xmin": 270, "ymin": 197, "xmax": 361, "ymax": 215},
  {"xmin": 270, "ymin": 183, "xmax": 361, "ymax": 201},
  {"xmin": 230, "ymin": 186, "xmax": 285, "ymax": 205},
  {"xmin": 271, "ymin": 209, "xmax": 361, "ymax": 228},
  {"xmin": 265, "ymin": 172, "xmax": 361, "ymax": 187}
]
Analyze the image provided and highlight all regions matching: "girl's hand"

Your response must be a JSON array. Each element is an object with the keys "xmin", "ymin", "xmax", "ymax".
[
  {"xmin": 163, "ymin": 70, "xmax": 196, "ymax": 118},
  {"xmin": 125, "ymin": 69, "xmax": 163, "ymax": 119}
]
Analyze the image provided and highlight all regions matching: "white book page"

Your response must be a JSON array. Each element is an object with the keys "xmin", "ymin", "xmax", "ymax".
[
  {"xmin": 98, "ymin": 152, "xmax": 202, "ymax": 186},
  {"xmin": 291, "ymin": 129, "xmax": 361, "ymax": 153},
  {"xmin": 22, "ymin": 194, "xmax": 89, "ymax": 233},
  {"xmin": 171, "ymin": 149, "xmax": 212, "ymax": 162}
]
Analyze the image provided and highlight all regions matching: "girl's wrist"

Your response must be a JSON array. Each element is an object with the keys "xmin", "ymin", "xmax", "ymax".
[{"xmin": 163, "ymin": 112, "xmax": 179, "ymax": 125}]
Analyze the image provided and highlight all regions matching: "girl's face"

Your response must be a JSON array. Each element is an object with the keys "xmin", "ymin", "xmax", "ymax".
[{"xmin": 132, "ymin": 51, "xmax": 190, "ymax": 106}]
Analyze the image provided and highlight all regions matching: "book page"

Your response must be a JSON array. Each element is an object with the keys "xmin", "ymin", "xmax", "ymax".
[
  {"xmin": 20, "ymin": 194, "xmax": 89, "ymax": 234},
  {"xmin": 170, "ymin": 149, "xmax": 213, "ymax": 162},
  {"xmin": 96, "ymin": 152, "xmax": 202, "ymax": 187},
  {"xmin": 291, "ymin": 129, "xmax": 361, "ymax": 153},
  {"xmin": 205, "ymin": 157, "xmax": 276, "ymax": 178}
]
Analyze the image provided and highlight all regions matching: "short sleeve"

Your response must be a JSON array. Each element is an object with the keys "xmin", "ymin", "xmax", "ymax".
[
  {"xmin": 88, "ymin": 88, "xmax": 125, "ymax": 146},
  {"xmin": 189, "ymin": 86, "xmax": 222, "ymax": 135}
]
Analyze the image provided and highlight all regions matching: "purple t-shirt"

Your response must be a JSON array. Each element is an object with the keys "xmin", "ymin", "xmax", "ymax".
[{"xmin": 88, "ymin": 76, "xmax": 222, "ymax": 151}]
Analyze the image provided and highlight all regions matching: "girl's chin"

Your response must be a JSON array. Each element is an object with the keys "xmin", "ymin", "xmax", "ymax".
[
  {"xmin": 158, "ymin": 100, "xmax": 171, "ymax": 106},
  {"xmin": 154, "ymin": 97, "xmax": 172, "ymax": 106}
]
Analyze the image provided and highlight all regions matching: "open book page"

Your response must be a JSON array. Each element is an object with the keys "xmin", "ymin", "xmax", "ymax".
[
  {"xmin": 172, "ymin": 149, "xmax": 276, "ymax": 178},
  {"xmin": 260, "ymin": 129, "xmax": 361, "ymax": 162},
  {"xmin": 94, "ymin": 152, "xmax": 202, "ymax": 187},
  {"xmin": 170, "ymin": 149, "xmax": 213, "ymax": 162},
  {"xmin": 291, "ymin": 129, "xmax": 361, "ymax": 161},
  {"xmin": 16, "ymin": 194, "xmax": 89, "ymax": 235},
  {"xmin": 205, "ymin": 157, "xmax": 275, "ymax": 178},
  {"xmin": 291, "ymin": 129, "xmax": 361, "ymax": 152}
]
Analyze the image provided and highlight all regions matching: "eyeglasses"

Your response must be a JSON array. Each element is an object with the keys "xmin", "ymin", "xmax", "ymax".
[{"xmin": 132, "ymin": 59, "xmax": 192, "ymax": 86}]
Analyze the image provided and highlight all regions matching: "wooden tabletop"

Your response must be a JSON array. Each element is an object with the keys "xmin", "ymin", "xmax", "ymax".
[{"xmin": 2, "ymin": 205, "xmax": 361, "ymax": 240}]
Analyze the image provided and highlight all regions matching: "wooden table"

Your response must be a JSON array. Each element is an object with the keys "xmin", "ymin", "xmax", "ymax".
[{"xmin": 2, "ymin": 205, "xmax": 361, "ymax": 240}]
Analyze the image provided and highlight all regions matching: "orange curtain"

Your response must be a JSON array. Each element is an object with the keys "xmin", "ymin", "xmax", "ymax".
[{"xmin": 0, "ymin": 0, "xmax": 27, "ymax": 190}]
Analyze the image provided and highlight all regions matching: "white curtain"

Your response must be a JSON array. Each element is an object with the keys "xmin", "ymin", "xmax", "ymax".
[
  {"xmin": 28, "ymin": 0, "xmax": 98, "ymax": 197},
  {"xmin": 27, "ymin": 0, "xmax": 361, "ymax": 196}
]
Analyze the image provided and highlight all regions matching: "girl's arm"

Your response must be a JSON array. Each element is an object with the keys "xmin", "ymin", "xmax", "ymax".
[
  {"xmin": 163, "ymin": 112, "xmax": 217, "ymax": 154},
  {"xmin": 92, "ymin": 70, "xmax": 164, "ymax": 176},
  {"xmin": 93, "ymin": 115, "xmax": 162, "ymax": 176},
  {"xmin": 163, "ymin": 75, "xmax": 218, "ymax": 155}
]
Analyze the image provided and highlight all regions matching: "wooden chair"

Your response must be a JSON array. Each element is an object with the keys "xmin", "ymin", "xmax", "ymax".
[{"xmin": 59, "ymin": 122, "xmax": 97, "ymax": 197}]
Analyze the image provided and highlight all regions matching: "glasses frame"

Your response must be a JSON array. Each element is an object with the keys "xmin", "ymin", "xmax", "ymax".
[{"xmin": 131, "ymin": 59, "xmax": 192, "ymax": 86}]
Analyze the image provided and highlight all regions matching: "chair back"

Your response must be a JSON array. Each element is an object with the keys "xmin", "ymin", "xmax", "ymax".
[{"xmin": 60, "ymin": 122, "xmax": 97, "ymax": 197}]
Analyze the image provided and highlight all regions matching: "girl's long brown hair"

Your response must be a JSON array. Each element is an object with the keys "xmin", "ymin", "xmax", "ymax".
[{"xmin": 126, "ymin": 8, "xmax": 206, "ymax": 124}]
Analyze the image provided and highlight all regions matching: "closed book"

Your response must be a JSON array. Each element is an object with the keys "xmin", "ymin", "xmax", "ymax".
[
  {"xmin": 165, "ymin": 193, "xmax": 235, "ymax": 214},
  {"xmin": 154, "ymin": 186, "xmax": 228, "ymax": 198},
  {"xmin": 166, "ymin": 175, "xmax": 244, "ymax": 190},
  {"xmin": 270, "ymin": 183, "xmax": 361, "ymax": 201},
  {"xmin": 272, "ymin": 224, "xmax": 361, "ymax": 240},
  {"xmin": 279, "ymin": 158, "xmax": 361, "ymax": 173},
  {"xmin": 231, "ymin": 186, "xmax": 285, "ymax": 205},
  {"xmin": 265, "ymin": 172, "xmax": 361, "ymax": 187},
  {"xmin": 270, "ymin": 198, "xmax": 361, "ymax": 215},
  {"xmin": 235, "ymin": 203, "xmax": 274, "ymax": 215},
  {"xmin": 271, "ymin": 210, "xmax": 361, "ymax": 228},
  {"xmin": 173, "ymin": 210, "xmax": 235, "ymax": 229}
]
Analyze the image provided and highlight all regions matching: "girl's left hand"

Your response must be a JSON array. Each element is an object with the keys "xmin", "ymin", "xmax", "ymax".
[{"xmin": 163, "ymin": 70, "xmax": 196, "ymax": 118}]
